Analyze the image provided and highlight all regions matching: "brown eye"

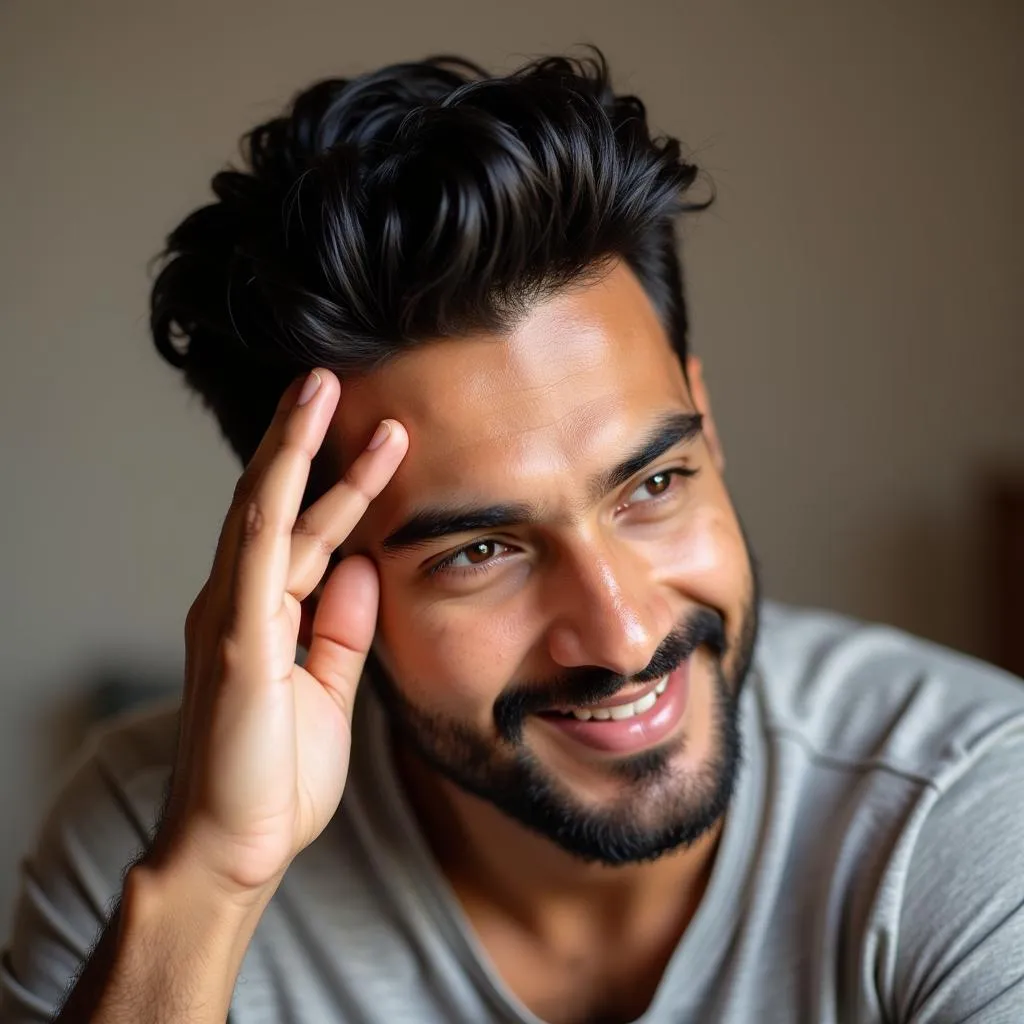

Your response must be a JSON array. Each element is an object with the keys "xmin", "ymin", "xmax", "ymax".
[
  {"xmin": 431, "ymin": 538, "xmax": 510, "ymax": 575},
  {"xmin": 624, "ymin": 468, "xmax": 692, "ymax": 507},
  {"xmin": 643, "ymin": 472, "xmax": 672, "ymax": 497},
  {"xmin": 465, "ymin": 541, "xmax": 497, "ymax": 564}
]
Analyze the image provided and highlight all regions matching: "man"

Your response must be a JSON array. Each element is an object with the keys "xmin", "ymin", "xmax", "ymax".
[{"xmin": 2, "ymin": 51, "xmax": 1023, "ymax": 1024}]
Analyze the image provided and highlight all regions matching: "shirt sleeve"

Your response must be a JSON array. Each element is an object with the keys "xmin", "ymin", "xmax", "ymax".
[
  {"xmin": 0, "ymin": 711, "xmax": 173, "ymax": 1023},
  {"xmin": 894, "ymin": 730, "xmax": 1024, "ymax": 1023}
]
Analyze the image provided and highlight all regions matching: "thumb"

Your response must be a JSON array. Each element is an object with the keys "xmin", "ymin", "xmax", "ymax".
[{"xmin": 303, "ymin": 554, "xmax": 380, "ymax": 720}]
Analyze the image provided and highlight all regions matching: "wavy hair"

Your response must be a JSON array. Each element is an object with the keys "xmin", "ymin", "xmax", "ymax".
[{"xmin": 150, "ymin": 50, "xmax": 709, "ymax": 471}]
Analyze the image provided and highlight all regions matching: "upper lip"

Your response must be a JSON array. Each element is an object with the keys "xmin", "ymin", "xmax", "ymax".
[{"xmin": 544, "ymin": 672, "xmax": 669, "ymax": 715}]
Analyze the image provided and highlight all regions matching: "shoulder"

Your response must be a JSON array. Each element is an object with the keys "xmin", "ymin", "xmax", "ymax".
[
  {"xmin": 752, "ymin": 605, "xmax": 1024, "ymax": 1019},
  {"xmin": 891, "ymin": 729, "xmax": 1024, "ymax": 1021},
  {"xmin": 46, "ymin": 701, "xmax": 179, "ymax": 854},
  {"xmin": 753, "ymin": 601, "xmax": 1024, "ymax": 784},
  {"xmin": 1, "ymin": 704, "xmax": 177, "ymax": 1021}
]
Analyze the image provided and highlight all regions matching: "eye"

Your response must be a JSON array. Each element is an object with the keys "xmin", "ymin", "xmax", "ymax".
[
  {"xmin": 625, "ymin": 468, "xmax": 695, "ymax": 505},
  {"xmin": 430, "ymin": 539, "xmax": 511, "ymax": 575}
]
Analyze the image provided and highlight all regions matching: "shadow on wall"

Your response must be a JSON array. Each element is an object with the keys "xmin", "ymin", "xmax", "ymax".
[
  {"xmin": 863, "ymin": 509, "xmax": 983, "ymax": 659},
  {"xmin": 841, "ymin": 467, "xmax": 1024, "ymax": 672},
  {"xmin": 985, "ymin": 471, "xmax": 1024, "ymax": 678}
]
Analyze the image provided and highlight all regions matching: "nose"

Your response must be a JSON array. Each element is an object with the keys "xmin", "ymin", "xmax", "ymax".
[{"xmin": 544, "ymin": 540, "xmax": 672, "ymax": 678}]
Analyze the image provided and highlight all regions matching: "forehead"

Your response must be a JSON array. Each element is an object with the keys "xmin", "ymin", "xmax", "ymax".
[{"xmin": 332, "ymin": 262, "xmax": 690, "ymax": 516}]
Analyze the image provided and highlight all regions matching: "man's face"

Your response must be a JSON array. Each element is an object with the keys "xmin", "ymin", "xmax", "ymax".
[{"xmin": 331, "ymin": 261, "xmax": 758, "ymax": 865}]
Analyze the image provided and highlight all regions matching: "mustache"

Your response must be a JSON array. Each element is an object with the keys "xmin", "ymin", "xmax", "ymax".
[{"xmin": 494, "ymin": 608, "xmax": 727, "ymax": 745}]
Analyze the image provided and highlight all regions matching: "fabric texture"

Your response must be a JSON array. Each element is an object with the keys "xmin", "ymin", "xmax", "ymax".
[{"xmin": 3, "ymin": 602, "xmax": 1024, "ymax": 1023}]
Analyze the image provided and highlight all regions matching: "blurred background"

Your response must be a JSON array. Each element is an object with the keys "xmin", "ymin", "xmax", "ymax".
[{"xmin": 2, "ymin": 0, "xmax": 1022, "ymax": 930}]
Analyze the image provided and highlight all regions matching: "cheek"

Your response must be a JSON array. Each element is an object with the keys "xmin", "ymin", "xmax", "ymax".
[
  {"xmin": 375, "ymin": 581, "xmax": 535, "ymax": 720},
  {"xmin": 654, "ymin": 496, "xmax": 750, "ymax": 613}
]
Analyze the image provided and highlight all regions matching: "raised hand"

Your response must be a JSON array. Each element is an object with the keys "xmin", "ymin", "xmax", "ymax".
[{"xmin": 159, "ymin": 368, "xmax": 408, "ymax": 897}]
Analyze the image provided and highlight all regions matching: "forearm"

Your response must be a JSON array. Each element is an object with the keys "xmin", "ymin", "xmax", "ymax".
[{"xmin": 56, "ymin": 849, "xmax": 273, "ymax": 1024}]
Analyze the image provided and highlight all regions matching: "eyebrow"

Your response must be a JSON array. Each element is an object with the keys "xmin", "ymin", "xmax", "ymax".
[
  {"xmin": 379, "ymin": 411, "xmax": 703, "ymax": 556},
  {"xmin": 588, "ymin": 411, "xmax": 704, "ymax": 501}
]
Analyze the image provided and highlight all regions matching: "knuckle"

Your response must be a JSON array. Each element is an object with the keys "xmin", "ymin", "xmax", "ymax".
[
  {"xmin": 239, "ymin": 500, "xmax": 265, "ymax": 546},
  {"xmin": 291, "ymin": 510, "xmax": 315, "ymax": 538},
  {"xmin": 276, "ymin": 435, "xmax": 312, "ymax": 466},
  {"xmin": 341, "ymin": 464, "xmax": 374, "ymax": 505},
  {"xmin": 292, "ymin": 513, "xmax": 337, "ymax": 562}
]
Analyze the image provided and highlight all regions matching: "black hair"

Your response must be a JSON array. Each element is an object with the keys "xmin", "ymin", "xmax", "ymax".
[{"xmin": 150, "ymin": 49, "xmax": 709, "ymax": 474}]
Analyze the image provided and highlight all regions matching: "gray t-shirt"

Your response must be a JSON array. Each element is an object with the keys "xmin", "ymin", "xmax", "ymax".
[{"xmin": 4, "ymin": 603, "xmax": 1024, "ymax": 1023}]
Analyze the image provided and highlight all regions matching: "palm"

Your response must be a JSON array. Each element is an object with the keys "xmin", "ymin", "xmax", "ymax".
[
  {"xmin": 247, "ymin": 590, "xmax": 360, "ymax": 867},
  {"xmin": 291, "ymin": 661, "xmax": 353, "ymax": 848}
]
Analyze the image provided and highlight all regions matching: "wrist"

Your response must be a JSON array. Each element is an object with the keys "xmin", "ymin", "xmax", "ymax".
[
  {"xmin": 92, "ymin": 853, "xmax": 273, "ymax": 1023},
  {"xmin": 130, "ymin": 843, "xmax": 275, "ymax": 936},
  {"xmin": 146, "ymin": 816, "xmax": 287, "ymax": 910}
]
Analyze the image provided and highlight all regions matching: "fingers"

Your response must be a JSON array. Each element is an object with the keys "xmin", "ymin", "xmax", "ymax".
[
  {"xmin": 198, "ymin": 363, "xmax": 408, "ymax": 696},
  {"xmin": 236, "ymin": 376, "xmax": 310, "ymax": 503},
  {"xmin": 203, "ymin": 373, "xmax": 328, "ymax": 629},
  {"xmin": 227, "ymin": 370, "xmax": 342, "ymax": 634},
  {"xmin": 286, "ymin": 419, "xmax": 409, "ymax": 601},
  {"xmin": 303, "ymin": 554, "xmax": 381, "ymax": 721}
]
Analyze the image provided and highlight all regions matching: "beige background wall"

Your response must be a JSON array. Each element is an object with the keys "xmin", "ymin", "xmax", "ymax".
[{"xmin": 2, "ymin": 0, "xmax": 1021, "ymax": 930}]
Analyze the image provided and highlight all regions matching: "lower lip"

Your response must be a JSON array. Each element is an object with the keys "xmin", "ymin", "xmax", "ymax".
[{"xmin": 535, "ymin": 660, "xmax": 691, "ymax": 755}]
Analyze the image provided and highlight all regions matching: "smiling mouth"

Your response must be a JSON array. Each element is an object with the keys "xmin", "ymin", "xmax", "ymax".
[
  {"xmin": 532, "ymin": 660, "xmax": 692, "ymax": 755},
  {"xmin": 541, "ymin": 674, "xmax": 671, "ymax": 722}
]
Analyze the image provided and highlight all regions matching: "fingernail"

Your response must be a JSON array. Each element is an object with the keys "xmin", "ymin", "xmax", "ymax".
[
  {"xmin": 296, "ymin": 370, "xmax": 322, "ymax": 407},
  {"xmin": 366, "ymin": 420, "xmax": 392, "ymax": 450}
]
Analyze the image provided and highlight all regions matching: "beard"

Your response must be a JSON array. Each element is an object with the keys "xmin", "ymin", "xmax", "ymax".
[{"xmin": 366, "ymin": 567, "xmax": 760, "ymax": 867}]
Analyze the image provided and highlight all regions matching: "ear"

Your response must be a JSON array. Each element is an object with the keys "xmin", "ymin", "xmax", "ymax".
[{"xmin": 685, "ymin": 356, "xmax": 726, "ymax": 474}]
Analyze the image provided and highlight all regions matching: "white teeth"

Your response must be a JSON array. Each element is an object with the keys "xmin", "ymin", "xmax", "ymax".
[
  {"xmin": 609, "ymin": 702, "xmax": 635, "ymax": 720},
  {"xmin": 632, "ymin": 690, "xmax": 658, "ymax": 714},
  {"xmin": 564, "ymin": 673, "xmax": 670, "ymax": 722}
]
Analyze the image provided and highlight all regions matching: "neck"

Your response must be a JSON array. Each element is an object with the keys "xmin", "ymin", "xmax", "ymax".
[{"xmin": 392, "ymin": 741, "xmax": 724, "ymax": 942}]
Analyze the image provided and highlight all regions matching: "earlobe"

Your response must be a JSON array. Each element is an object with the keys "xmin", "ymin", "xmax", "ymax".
[{"xmin": 685, "ymin": 356, "xmax": 726, "ymax": 474}]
